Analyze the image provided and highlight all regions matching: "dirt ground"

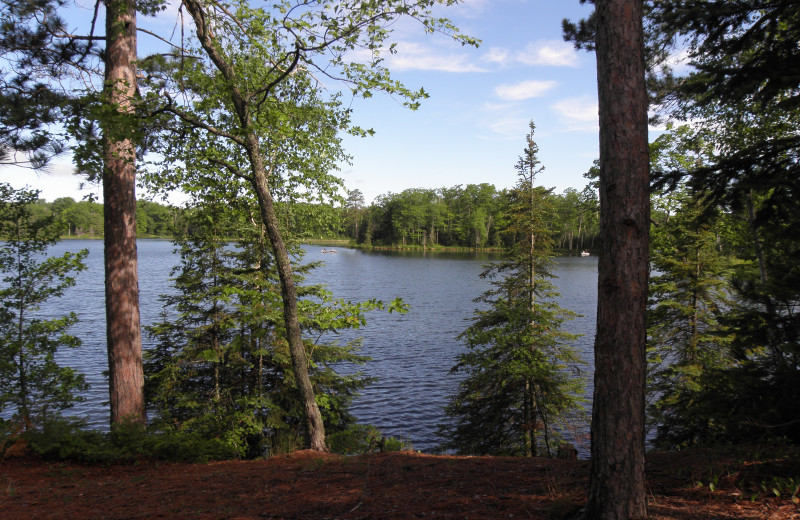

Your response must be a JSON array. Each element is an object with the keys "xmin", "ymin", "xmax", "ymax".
[{"xmin": 1, "ymin": 447, "xmax": 799, "ymax": 519}]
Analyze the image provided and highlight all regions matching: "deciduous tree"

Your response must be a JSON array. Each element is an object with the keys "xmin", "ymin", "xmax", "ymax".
[{"xmin": 145, "ymin": 0, "xmax": 474, "ymax": 450}]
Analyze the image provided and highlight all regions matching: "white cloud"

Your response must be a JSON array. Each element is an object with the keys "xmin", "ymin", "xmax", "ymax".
[
  {"xmin": 46, "ymin": 160, "xmax": 78, "ymax": 178},
  {"xmin": 444, "ymin": 0, "xmax": 496, "ymax": 18},
  {"xmin": 516, "ymin": 41, "xmax": 579, "ymax": 67},
  {"xmin": 663, "ymin": 47, "xmax": 696, "ymax": 75},
  {"xmin": 494, "ymin": 80, "xmax": 557, "ymax": 101},
  {"xmin": 380, "ymin": 41, "xmax": 485, "ymax": 73},
  {"xmin": 482, "ymin": 47, "xmax": 510, "ymax": 66},
  {"xmin": 551, "ymin": 96, "xmax": 598, "ymax": 131}
]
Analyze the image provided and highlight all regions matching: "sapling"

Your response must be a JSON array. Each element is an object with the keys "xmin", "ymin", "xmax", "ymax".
[{"xmin": 0, "ymin": 184, "xmax": 88, "ymax": 428}]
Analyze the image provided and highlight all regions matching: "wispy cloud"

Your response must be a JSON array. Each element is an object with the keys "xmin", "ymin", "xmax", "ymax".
[
  {"xmin": 453, "ymin": 0, "xmax": 492, "ymax": 16},
  {"xmin": 380, "ymin": 41, "xmax": 485, "ymax": 73},
  {"xmin": 487, "ymin": 116, "xmax": 531, "ymax": 140},
  {"xmin": 495, "ymin": 80, "xmax": 558, "ymax": 101},
  {"xmin": 516, "ymin": 41, "xmax": 579, "ymax": 67},
  {"xmin": 551, "ymin": 96, "xmax": 598, "ymax": 131},
  {"xmin": 482, "ymin": 47, "xmax": 510, "ymax": 66},
  {"xmin": 479, "ymin": 40, "xmax": 580, "ymax": 69}
]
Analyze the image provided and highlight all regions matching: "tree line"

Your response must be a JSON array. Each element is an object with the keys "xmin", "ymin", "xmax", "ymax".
[
  {"xmin": 23, "ymin": 197, "xmax": 179, "ymax": 238},
  {"xmin": 336, "ymin": 182, "xmax": 599, "ymax": 252},
  {"xmin": 21, "ymin": 183, "xmax": 601, "ymax": 251}
]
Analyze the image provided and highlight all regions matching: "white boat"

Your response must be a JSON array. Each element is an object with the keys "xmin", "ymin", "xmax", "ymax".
[
  {"xmin": 321, "ymin": 249, "xmax": 338, "ymax": 254},
  {"xmin": 580, "ymin": 250, "xmax": 590, "ymax": 257}
]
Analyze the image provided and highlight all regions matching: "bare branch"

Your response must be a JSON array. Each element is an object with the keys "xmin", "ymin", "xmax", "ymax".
[
  {"xmin": 248, "ymin": 44, "xmax": 301, "ymax": 106},
  {"xmin": 77, "ymin": 0, "xmax": 103, "ymax": 62},
  {"xmin": 208, "ymin": 156, "xmax": 251, "ymax": 181},
  {"xmin": 156, "ymin": 97, "xmax": 245, "ymax": 145},
  {"xmin": 137, "ymin": 27, "xmax": 192, "ymax": 54},
  {"xmin": 210, "ymin": 0, "xmax": 248, "ymax": 34}
]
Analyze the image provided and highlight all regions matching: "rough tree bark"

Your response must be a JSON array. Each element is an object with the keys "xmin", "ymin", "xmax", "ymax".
[
  {"xmin": 182, "ymin": 0, "xmax": 327, "ymax": 451},
  {"xmin": 103, "ymin": 0, "xmax": 146, "ymax": 426},
  {"xmin": 249, "ymin": 166, "xmax": 327, "ymax": 451},
  {"xmin": 586, "ymin": 0, "xmax": 650, "ymax": 518}
]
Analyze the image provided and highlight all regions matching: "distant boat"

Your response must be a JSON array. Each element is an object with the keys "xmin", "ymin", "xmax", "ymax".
[
  {"xmin": 321, "ymin": 249, "xmax": 338, "ymax": 254},
  {"xmin": 580, "ymin": 250, "xmax": 590, "ymax": 257}
]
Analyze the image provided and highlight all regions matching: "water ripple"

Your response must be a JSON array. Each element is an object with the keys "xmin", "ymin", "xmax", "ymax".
[{"xmin": 28, "ymin": 241, "xmax": 597, "ymax": 454}]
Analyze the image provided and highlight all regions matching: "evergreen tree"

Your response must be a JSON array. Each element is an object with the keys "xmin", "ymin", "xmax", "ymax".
[
  {"xmin": 0, "ymin": 0, "xmax": 80, "ymax": 170},
  {"xmin": 647, "ymin": 187, "xmax": 735, "ymax": 447},
  {"xmin": 439, "ymin": 123, "xmax": 584, "ymax": 457},
  {"xmin": 565, "ymin": 2, "xmax": 652, "ymax": 515},
  {"xmin": 645, "ymin": 2, "xmax": 800, "ymax": 440},
  {"xmin": 645, "ymin": 112, "xmax": 800, "ymax": 447},
  {"xmin": 0, "ymin": 184, "xmax": 88, "ymax": 427},
  {"xmin": 145, "ymin": 194, "xmax": 399, "ymax": 456}
]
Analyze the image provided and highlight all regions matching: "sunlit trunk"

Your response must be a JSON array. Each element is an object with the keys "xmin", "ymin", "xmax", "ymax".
[{"xmin": 103, "ymin": 0, "xmax": 145, "ymax": 426}]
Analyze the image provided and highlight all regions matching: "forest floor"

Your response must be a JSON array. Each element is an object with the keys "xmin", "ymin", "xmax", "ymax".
[{"xmin": 1, "ymin": 446, "xmax": 799, "ymax": 519}]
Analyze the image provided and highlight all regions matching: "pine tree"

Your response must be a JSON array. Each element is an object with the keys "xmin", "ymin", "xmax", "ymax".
[
  {"xmin": 647, "ymin": 187, "xmax": 735, "ymax": 447},
  {"xmin": 440, "ymin": 122, "xmax": 585, "ymax": 457},
  {"xmin": 145, "ymin": 195, "xmax": 390, "ymax": 456},
  {"xmin": 0, "ymin": 184, "xmax": 88, "ymax": 427}
]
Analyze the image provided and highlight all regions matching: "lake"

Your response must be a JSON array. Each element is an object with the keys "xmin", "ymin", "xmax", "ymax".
[{"xmin": 38, "ymin": 240, "xmax": 598, "ymax": 453}]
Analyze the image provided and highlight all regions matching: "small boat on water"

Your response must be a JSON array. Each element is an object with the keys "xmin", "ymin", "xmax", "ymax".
[
  {"xmin": 321, "ymin": 249, "xmax": 338, "ymax": 254},
  {"xmin": 580, "ymin": 250, "xmax": 590, "ymax": 257}
]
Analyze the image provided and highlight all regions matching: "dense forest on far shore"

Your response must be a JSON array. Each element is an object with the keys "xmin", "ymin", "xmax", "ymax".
[
  {"xmin": 33, "ymin": 181, "xmax": 600, "ymax": 253},
  {"xmin": 26, "ymin": 197, "xmax": 180, "ymax": 238}
]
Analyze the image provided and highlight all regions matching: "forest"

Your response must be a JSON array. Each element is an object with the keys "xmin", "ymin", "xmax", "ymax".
[
  {"xmin": 24, "ymin": 182, "xmax": 601, "ymax": 252},
  {"xmin": 2, "ymin": 1, "xmax": 799, "ymax": 519}
]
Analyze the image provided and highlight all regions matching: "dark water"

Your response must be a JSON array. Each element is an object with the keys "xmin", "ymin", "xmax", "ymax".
[{"xmin": 35, "ymin": 240, "xmax": 598, "ymax": 452}]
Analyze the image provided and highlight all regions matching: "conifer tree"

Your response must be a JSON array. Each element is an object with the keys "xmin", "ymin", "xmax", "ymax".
[
  {"xmin": 0, "ymin": 184, "xmax": 88, "ymax": 427},
  {"xmin": 145, "ymin": 192, "xmax": 401, "ymax": 456},
  {"xmin": 647, "ymin": 62, "xmax": 800, "ymax": 444},
  {"xmin": 439, "ymin": 122, "xmax": 584, "ymax": 457},
  {"xmin": 647, "ymin": 188, "xmax": 735, "ymax": 447}
]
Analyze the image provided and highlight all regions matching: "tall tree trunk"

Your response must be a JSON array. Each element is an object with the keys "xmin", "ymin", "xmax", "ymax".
[
  {"xmin": 250, "ymin": 166, "xmax": 327, "ymax": 450},
  {"xmin": 586, "ymin": 0, "xmax": 650, "ymax": 518},
  {"xmin": 181, "ymin": 0, "xmax": 327, "ymax": 450},
  {"xmin": 103, "ymin": 0, "xmax": 145, "ymax": 426}
]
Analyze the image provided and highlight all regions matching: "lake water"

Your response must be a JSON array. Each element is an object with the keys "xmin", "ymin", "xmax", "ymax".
[{"xmin": 36, "ymin": 240, "xmax": 598, "ymax": 453}]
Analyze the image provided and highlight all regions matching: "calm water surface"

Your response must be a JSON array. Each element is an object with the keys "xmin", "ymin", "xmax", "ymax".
[{"xmin": 41, "ymin": 240, "xmax": 598, "ymax": 452}]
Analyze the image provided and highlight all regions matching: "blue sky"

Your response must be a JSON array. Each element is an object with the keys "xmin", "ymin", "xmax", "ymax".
[
  {"xmin": 339, "ymin": 0, "xmax": 600, "ymax": 203},
  {"xmin": 2, "ymin": 0, "xmax": 605, "ymax": 204}
]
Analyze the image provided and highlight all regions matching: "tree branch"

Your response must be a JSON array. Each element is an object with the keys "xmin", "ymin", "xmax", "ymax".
[
  {"xmin": 155, "ymin": 97, "xmax": 245, "ymax": 145},
  {"xmin": 207, "ymin": 157, "xmax": 251, "ymax": 181},
  {"xmin": 137, "ymin": 27, "xmax": 193, "ymax": 54},
  {"xmin": 248, "ymin": 44, "xmax": 301, "ymax": 107}
]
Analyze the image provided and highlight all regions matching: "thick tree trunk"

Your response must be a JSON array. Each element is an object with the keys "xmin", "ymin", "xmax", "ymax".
[
  {"xmin": 586, "ymin": 1, "xmax": 650, "ymax": 519},
  {"xmin": 103, "ymin": 0, "xmax": 145, "ymax": 426}
]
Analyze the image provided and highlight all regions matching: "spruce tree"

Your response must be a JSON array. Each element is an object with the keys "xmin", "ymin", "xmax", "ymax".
[
  {"xmin": 647, "ymin": 187, "xmax": 735, "ymax": 447},
  {"xmin": 439, "ymin": 122, "xmax": 584, "ymax": 457},
  {"xmin": 145, "ymin": 194, "xmax": 393, "ymax": 456},
  {"xmin": 0, "ymin": 184, "xmax": 88, "ymax": 427}
]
